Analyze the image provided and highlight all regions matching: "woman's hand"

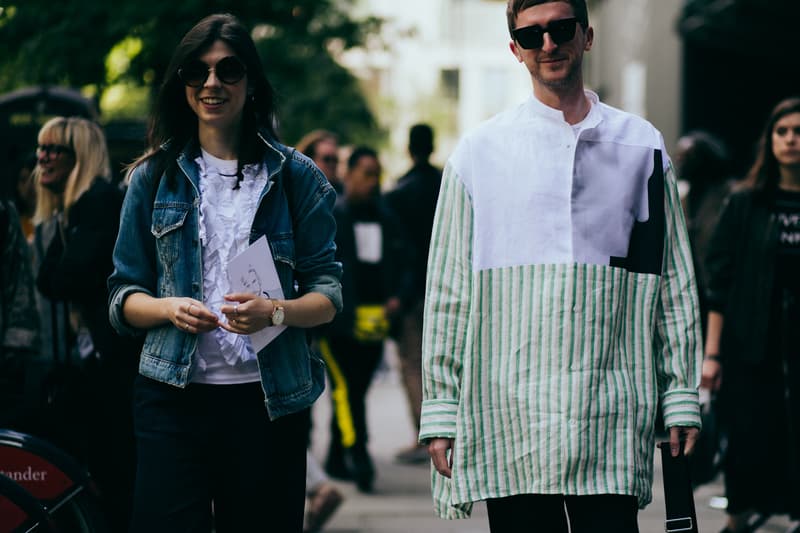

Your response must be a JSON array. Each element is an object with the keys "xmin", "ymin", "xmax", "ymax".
[
  {"xmin": 168, "ymin": 297, "xmax": 220, "ymax": 334},
  {"xmin": 219, "ymin": 293, "xmax": 276, "ymax": 335},
  {"xmin": 701, "ymin": 357, "xmax": 722, "ymax": 391}
]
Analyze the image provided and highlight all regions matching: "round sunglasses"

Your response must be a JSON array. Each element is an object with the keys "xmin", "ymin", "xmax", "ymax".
[
  {"xmin": 36, "ymin": 144, "xmax": 73, "ymax": 157},
  {"xmin": 178, "ymin": 56, "xmax": 247, "ymax": 88},
  {"xmin": 512, "ymin": 17, "xmax": 583, "ymax": 50}
]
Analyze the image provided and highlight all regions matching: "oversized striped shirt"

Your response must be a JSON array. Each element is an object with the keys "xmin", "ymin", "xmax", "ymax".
[{"xmin": 419, "ymin": 92, "xmax": 702, "ymax": 519}]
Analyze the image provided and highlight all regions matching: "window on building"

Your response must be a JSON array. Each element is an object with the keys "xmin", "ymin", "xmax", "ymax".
[{"xmin": 440, "ymin": 68, "xmax": 460, "ymax": 100}]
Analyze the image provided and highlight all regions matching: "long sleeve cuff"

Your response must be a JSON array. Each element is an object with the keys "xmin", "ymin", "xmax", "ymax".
[
  {"xmin": 661, "ymin": 389, "xmax": 702, "ymax": 429},
  {"xmin": 419, "ymin": 399, "xmax": 459, "ymax": 441},
  {"xmin": 108, "ymin": 284, "xmax": 153, "ymax": 337}
]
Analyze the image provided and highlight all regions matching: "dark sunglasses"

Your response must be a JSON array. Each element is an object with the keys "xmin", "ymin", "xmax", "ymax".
[
  {"xmin": 178, "ymin": 56, "xmax": 247, "ymax": 88},
  {"xmin": 512, "ymin": 17, "xmax": 582, "ymax": 50},
  {"xmin": 320, "ymin": 155, "xmax": 339, "ymax": 165},
  {"xmin": 36, "ymin": 144, "xmax": 73, "ymax": 157}
]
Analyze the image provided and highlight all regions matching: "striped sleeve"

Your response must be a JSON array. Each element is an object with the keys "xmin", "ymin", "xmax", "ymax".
[
  {"xmin": 419, "ymin": 163, "xmax": 473, "ymax": 441},
  {"xmin": 655, "ymin": 162, "xmax": 703, "ymax": 429}
]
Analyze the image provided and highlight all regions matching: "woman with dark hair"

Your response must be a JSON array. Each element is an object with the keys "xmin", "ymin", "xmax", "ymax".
[
  {"xmin": 704, "ymin": 96, "xmax": 800, "ymax": 532},
  {"xmin": 108, "ymin": 13, "xmax": 342, "ymax": 532}
]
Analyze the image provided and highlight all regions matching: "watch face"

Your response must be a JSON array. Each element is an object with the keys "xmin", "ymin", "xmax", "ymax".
[{"xmin": 272, "ymin": 306, "xmax": 285, "ymax": 326}]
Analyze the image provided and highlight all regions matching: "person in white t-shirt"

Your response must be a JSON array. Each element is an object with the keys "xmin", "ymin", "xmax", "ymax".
[{"xmin": 109, "ymin": 13, "xmax": 342, "ymax": 533}]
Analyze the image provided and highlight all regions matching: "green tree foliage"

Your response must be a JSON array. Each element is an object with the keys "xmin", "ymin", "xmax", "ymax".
[{"xmin": 0, "ymin": 0, "xmax": 384, "ymax": 144}]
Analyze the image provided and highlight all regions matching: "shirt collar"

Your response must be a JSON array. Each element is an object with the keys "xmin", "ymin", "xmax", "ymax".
[{"xmin": 526, "ymin": 89, "xmax": 603, "ymax": 130}]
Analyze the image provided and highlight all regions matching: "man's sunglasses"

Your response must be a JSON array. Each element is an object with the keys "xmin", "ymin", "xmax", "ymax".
[
  {"xmin": 36, "ymin": 144, "xmax": 73, "ymax": 157},
  {"xmin": 178, "ymin": 56, "xmax": 247, "ymax": 88},
  {"xmin": 512, "ymin": 17, "xmax": 583, "ymax": 50}
]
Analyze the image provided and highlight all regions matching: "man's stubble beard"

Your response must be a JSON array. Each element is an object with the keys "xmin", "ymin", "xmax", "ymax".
[{"xmin": 533, "ymin": 56, "xmax": 584, "ymax": 91}]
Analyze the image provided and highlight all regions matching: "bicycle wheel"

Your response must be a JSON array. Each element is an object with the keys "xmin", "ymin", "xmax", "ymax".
[
  {"xmin": 0, "ymin": 473, "xmax": 55, "ymax": 533},
  {"xmin": 48, "ymin": 489, "xmax": 108, "ymax": 533}
]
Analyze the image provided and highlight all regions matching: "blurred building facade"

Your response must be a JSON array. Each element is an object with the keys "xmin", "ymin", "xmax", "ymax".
[
  {"xmin": 341, "ymin": 0, "xmax": 532, "ymax": 178},
  {"xmin": 584, "ymin": 0, "xmax": 684, "ymax": 153},
  {"xmin": 343, "ymin": 0, "xmax": 799, "ymax": 179},
  {"xmin": 678, "ymin": 0, "xmax": 800, "ymax": 175}
]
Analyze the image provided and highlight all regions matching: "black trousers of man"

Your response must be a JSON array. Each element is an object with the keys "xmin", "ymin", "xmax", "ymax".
[{"xmin": 486, "ymin": 493, "xmax": 640, "ymax": 533}]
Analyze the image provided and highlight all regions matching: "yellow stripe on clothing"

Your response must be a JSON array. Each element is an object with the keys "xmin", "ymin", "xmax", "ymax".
[{"xmin": 318, "ymin": 338, "xmax": 356, "ymax": 448}]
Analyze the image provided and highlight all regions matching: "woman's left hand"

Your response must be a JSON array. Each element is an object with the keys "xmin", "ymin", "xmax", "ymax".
[{"xmin": 219, "ymin": 293, "xmax": 277, "ymax": 335}]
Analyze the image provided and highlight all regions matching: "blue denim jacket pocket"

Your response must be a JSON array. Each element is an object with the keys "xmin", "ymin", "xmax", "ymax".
[
  {"xmin": 269, "ymin": 234, "xmax": 297, "ymax": 298},
  {"xmin": 151, "ymin": 203, "xmax": 192, "ymax": 283}
]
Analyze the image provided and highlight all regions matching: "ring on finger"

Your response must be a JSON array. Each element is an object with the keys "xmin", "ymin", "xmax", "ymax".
[{"xmin": 234, "ymin": 303, "xmax": 239, "ymax": 316}]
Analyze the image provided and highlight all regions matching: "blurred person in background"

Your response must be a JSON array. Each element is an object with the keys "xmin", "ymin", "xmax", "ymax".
[
  {"xmin": 704, "ymin": 96, "xmax": 800, "ymax": 532},
  {"xmin": 384, "ymin": 123, "xmax": 442, "ymax": 464},
  {"xmin": 108, "ymin": 13, "xmax": 341, "ymax": 532},
  {"xmin": 297, "ymin": 129, "xmax": 342, "ymax": 194},
  {"xmin": 320, "ymin": 146, "xmax": 411, "ymax": 493},
  {"xmin": 13, "ymin": 152, "xmax": 37, "ymax": 241},
  {"xmin": 675, "ymin": 131, "xmax": 735, "ymax": 336},
  {"xmin": 296, "ymin": 128, "xmax": 345, "ymax": 533},
  {"xmin": 0, "ymin": 182, "xmax": 40, "ymax": 421},
  {"xmin": 32, "ymin": 116, "xmax": 138, "ymax": 531}
]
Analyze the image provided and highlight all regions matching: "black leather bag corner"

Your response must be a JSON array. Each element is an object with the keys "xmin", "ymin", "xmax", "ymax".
[{"xmin": 659, "ymin": 441, "xmax": 700, "ymax": 533}]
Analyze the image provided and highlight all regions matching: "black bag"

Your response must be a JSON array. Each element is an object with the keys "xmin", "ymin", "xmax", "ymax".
[{"xmin": 659, "ymin": 441, "xmax": 699, "ymax": 533}]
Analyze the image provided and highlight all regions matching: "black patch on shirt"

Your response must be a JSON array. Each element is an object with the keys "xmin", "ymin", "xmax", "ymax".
[{"xmin": 609, "ymin": 149, "xmax": 665, "ymax": 275}]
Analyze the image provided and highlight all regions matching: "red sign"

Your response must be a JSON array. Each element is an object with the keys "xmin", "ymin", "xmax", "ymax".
[
  {"xmin": 0, "ymin": 493, "xmax": 27, "ymax": 533},
  {"xmin": 0, "ymin": 447, "xmax": 74, "ymax": 502}
]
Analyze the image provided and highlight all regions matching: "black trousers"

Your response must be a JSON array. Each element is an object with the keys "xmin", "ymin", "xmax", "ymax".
[
  {"xmin": 486, "ymin": 494, "xmax": 640, "ymax": 533},
  {"xmin": 321, "ymin": 336, "xmax": 383, "ymax": 456},
  {"xmin": 130, "ymin": 376, "xmax": 308, "ymax": 533}
]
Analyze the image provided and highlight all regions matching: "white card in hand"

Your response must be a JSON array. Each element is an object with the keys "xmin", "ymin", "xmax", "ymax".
[{"xmin": 228, "ymin": 235, "xmax": 286, "ymax": 351}]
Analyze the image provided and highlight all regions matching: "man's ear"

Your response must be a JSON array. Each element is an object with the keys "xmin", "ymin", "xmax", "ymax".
[
  {"xmin": 509, "ymin": 40, "xmax": 523, "ymax": 63},
  {"xmin": 583, "ymin": 26, "xmax": 594, "ymax": 51}
]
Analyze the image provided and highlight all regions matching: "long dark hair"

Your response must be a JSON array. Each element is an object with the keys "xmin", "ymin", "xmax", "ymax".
[
  {"xmin": 744, "ymin": 96, "xmax": 800, "ymax": 195},
  {"xmin": 133, "ymin": 13, "xmax": 278, "ymax": 182}
]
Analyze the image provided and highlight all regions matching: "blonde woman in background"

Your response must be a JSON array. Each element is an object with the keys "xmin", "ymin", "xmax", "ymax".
[{"xmin": 33, "ymin": 116, "xmax": 138, "ymax": 531}]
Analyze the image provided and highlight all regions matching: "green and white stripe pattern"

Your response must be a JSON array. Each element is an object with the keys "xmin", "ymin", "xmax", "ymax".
[{"xmin": 419, "ymin": 162, "xmax": 702, "ymax": 519}]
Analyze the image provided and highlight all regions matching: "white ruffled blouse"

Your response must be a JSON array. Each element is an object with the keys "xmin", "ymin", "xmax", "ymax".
[{"xmin": 190, "ymin": 149, "xmax": 269, "ymax": 384}]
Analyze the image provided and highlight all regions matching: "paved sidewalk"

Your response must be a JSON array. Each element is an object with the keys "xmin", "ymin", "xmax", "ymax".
[{"xmin": 309, "ymin": 348, "xmax": 794, "ymax": 532}]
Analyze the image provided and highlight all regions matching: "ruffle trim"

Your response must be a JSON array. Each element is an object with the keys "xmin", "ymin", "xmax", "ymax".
[{"xmin": 195, "ymin": 155, "xmax": 268, "ymax": 366}]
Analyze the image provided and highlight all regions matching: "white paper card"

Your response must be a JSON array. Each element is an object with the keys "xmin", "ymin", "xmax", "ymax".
[
  {"xmin": 353, "ymin": 222, "xmax": 382, "ymax": 263},
  {"xmin": 227, "ymin": 235, "xmax": 286, "ymax": 351}
]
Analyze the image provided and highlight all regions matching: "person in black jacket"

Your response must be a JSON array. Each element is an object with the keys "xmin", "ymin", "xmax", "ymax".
[
  {"xmin": 320, "ymin": 146, "xmax": 411, "ymax": 492},
  {"xmin": 33, "ymin": 116, "xmax": 139, "ymax": 531},
  {"xmin": 0, "ymin": 198, "xmax": 40, "ymax": 416},
  {"xmin": 704, "ymin": 96, "xmax": 800, "ymax": 532},
  {"xmin": 384, "ymin": 123, "xmax": 442, "ymax": 464}
]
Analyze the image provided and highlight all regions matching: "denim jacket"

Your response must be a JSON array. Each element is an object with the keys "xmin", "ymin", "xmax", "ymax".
[{"xmin": 108, "ymin": 133, "xmax": 342, "ymax": 419}]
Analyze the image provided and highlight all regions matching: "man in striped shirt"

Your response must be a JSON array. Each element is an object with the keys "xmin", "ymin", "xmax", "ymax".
[{"xmin": 419, "ymin": 1, "xmax": 702, "ymax": 531}]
